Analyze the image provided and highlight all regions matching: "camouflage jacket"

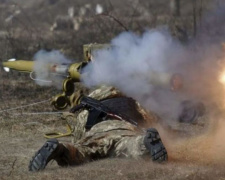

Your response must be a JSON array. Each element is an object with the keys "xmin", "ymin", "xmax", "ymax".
[{"xmin": 62, "ymin": 85, "xmax": 158, "ymax": 143}]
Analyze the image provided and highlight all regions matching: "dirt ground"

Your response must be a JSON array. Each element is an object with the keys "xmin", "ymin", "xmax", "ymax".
[
  {"xmin": 1, "ymin": 0, "xmax": 225, "ymax": 180},
  {"xmin": 1, "ymin": 77, "xmax": 225, "ymax": 180},
  {"xmin": 1, "ymin": 115, "xmax": 225, "ymax": 180}
]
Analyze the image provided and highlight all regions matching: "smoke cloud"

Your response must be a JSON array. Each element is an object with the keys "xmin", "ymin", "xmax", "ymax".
[
  {"xmin": 81, "ymin": 3, "xmax": 225, "ymax": 123},
  {"xmin": 82, "ymin": 30, "xmax": 187, "ymax": 121},
  {"xmin": 81, "ymin": 29, "xmax": 225, "ymax": 122},
  {"xmin": 33, "ymin": 50, "xmax": 71, "ymax": 88}
]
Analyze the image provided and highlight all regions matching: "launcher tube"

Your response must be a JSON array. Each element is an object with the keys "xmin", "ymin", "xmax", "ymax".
[{"xmin": 3, "ymin": 60, "xmax": 86, "ymax": 82}]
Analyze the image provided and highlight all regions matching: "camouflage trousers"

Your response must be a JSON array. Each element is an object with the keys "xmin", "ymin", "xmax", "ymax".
[{"xmin": 65, "ymin": 120, "xmax": 149, "ymax": 164}]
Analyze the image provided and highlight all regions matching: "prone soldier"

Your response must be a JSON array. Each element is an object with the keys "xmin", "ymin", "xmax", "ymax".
[{"xmin": 28, "ymin": 85, "xmax": 168, "ymax": 171}]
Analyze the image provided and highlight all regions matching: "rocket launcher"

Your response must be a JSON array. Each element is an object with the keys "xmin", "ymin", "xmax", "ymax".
[
  {"xmin": 2, "ymin": 43, "xmax": 184, "ymax": 112},
  {"xmin": 2, "ymin": 58, "xmax": 184, "ymax": 110},
  {"xmin": 2, "ymin": 59, "xmax": 87, "ymax": 82},
  {"xmin": 2, "ymin": 59, "xmax": 88, "ymax": 110},
  {"xmin": 2, "ymin": 44, "xmax": 112, "ymax": 112}
]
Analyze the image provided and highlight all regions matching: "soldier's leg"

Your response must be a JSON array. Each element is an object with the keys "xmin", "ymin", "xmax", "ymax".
[
  {"xmin": 113, "ymin": 128, "xmax": 168, "ymax": 162},
  {"xmin": 29, "ymin": 139, "xmax": 87, "ymax": 172},
  {"xmin": 29, "ymin": 121, "xmax": 167, "ymax": 171},
  {"xmin": 29, "ymin": 121, "xmax": 120, "ymax": 172}
]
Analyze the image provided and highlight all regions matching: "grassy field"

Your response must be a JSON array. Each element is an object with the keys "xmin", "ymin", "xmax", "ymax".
[
  {"xmin": 1, "ymin": 120, "xmax": 225, "ymax": 180},
  {"xmin": 1, "ymin": 0, "xmax": 225, "ymax": 179}
]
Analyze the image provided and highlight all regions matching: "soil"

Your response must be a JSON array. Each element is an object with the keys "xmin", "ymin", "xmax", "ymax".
[{"xmin": 1, "ymin": 1, "xmax": 225, "ymax": 180}]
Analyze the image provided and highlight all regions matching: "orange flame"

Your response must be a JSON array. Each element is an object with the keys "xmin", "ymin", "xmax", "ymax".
[{"xmin": 219, "ymin": 70, "xmax": 225, "ymax": 86}]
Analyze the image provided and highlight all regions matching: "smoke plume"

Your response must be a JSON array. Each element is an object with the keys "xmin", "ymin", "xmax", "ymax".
[
  {"xmin": 33, "ymin": 50, "xmax": 71, "ymax": 88},
  {"xmin": 82, "ymin": 30, "xmax": 187, "ymax": 121},
  {"xmin": 81, "ymin": 2, "xmax": 225, "ymax": 122},
  {"xmin": 81, "ymin": 29, "xmax": 222, "ymax": 122}
]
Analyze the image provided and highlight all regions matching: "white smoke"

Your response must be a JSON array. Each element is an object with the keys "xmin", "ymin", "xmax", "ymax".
[
  {"xmin": 33, "ymin": 50, "xmax": 71, "ymax": 88},
  {"xmin": 81, "ymin": 26, "xmax": 225, "ymax": 122},
  {"xmin": 81, "ymin": 29, "xmax": 189, "ymax": 121}
]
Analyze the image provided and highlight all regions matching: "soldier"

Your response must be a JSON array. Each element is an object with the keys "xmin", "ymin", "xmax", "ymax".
[{"xmin": 29, "ymin": 85, "xmax": 168, "ymax": 171}]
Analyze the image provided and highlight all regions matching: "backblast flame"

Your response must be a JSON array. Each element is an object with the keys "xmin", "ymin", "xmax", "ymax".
[{"xmin": 219, "ymin": 70, "xmax": 225, "ymax": 86}]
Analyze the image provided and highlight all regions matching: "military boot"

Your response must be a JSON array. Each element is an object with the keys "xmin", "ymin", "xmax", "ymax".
[
  {"xmin": 144, "ymin": 128, "xmax": 168, "ymax": 162},
  {"xmin": 29, "ymin": 139, "xmax": 82, "ymax": 172}
]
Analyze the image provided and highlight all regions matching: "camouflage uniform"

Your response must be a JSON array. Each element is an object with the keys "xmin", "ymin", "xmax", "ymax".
[
  {"xmin": 71, "ymin": 120, "xmax": 147, "ymax": 162},
  {"xmin": 29, "ymin": 85, "xmax": 167, "ymax": 171},
  {"xmin": 64, "ymin": 85, "xmax": 123, "ymax": 142},
  {"xmin": 65, "ymin": 85, "xmax": 157, "ymax": 142},
  {"xmin": 62, "ymin": 85, "xmax": 149, "ymax": 160}
]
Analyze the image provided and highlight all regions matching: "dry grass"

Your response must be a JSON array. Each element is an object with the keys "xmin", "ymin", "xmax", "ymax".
[
  {"xmin": 1, "ymin": 69, "xmax": 225, "ymax": 180},
  {"xmin": 1, "ymin": 125, "xmax": 225, "ymax": 180},
  {"xmin": 1, "ymin": 0, "xmax": 225, "ymax": 180}
]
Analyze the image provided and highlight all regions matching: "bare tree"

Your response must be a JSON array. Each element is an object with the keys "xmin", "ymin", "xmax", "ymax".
[
  {"xmin": 192, "ymin": 0, "xmax": 197, "ymax": 37},
  {"xmin": 170, "ymin": 0, "xmax": 180, "ymax": 17}
]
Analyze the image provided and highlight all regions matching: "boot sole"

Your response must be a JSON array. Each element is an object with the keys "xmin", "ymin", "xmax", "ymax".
[
  {"xmin": 29, "ymin": 139, "xmax": 59, "ymax": 172},
  {"xmin": 144, "ymin": 128, "xmax": 168, "ymax": 162}
]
